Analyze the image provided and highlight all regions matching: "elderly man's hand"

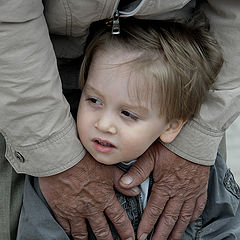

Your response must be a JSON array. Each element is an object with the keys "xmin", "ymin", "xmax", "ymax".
[
  {"xmin": 119, "ymin": 141, "xmax": 210, "ymax": 240},
  {"xmin": 39, "ymin": 153, "xmax": 138, "ymax": 240}
]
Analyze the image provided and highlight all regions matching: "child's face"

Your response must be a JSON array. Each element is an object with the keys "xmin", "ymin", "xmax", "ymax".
[{"xmin": 77, "ymin": 49, "xmax": 178, "ymax": 165}]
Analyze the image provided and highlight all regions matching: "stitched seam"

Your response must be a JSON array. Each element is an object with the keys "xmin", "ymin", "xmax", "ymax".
[
  {"xmin": 188, "ymin": 120, "xmax": 224, "ymax": 136},
  {"xmin": 23, "ymin": 148, "xmax": 86, "ymax": 175},
  {"xmin": 61, "ymin": 0, "xmax": 72, "ymax": 36},
  {"xmin": 4, "ymin": 119, "xmax": 76, "ymax": 150},
  {"xmin": 163, "ymin": 142, "xmax": 218, "ymax": 162},
  {"xmin": 19, "ymin": 120, "xmax": 74, "ymax": 150}
]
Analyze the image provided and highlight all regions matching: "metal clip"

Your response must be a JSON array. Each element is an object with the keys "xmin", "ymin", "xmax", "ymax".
[{"xmin": 112, "ymin": 10, "xmax": 120, "ymax": 35}]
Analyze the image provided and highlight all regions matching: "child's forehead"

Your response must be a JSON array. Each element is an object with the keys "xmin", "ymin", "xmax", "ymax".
[
  {"xmin": 88, "ymin": 50, "xmax": 161, "ymax": 112},
  {"xmin": 89, "ymin": 51, "xmax": 144, "ymax": 93},
  {"xmin": 92, "ymin": 48, "xmax": 143, "ymax": 66}
]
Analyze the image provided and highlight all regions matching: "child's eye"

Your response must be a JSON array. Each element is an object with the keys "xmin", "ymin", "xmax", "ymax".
[
  {"xmin": 86, "ymin": 97, "xmax": 102, "ymax": 105},
  {"xmin": 121, "ymin": 110, "xmax": 138, "ymax": 121}
]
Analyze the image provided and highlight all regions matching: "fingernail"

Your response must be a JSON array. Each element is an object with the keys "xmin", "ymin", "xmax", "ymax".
[
  {"xmin": 120, "ymin": 175, "xmax": 133, "ymax": 185},
  {"xmin": 139, "ymin": 233, "xmax": 148, "ymax": 240},
  {"xmin": 132, "ymin": 186, "xmax": 140, "ymax": 194}
]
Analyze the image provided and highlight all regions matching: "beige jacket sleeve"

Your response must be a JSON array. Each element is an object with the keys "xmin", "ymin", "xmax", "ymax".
[
  {"xmin": 1, "ymin": 0, "xmax": 239, "ymax": 177},
  {"xmin": 0, "ymin": 0, "xmax": 85, "ymax": 176},
  {"xmin": 164, "ymin": 0, "xmax": 240, "ymax": 165}
]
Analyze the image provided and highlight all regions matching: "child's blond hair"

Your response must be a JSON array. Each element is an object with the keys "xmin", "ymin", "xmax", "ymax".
[{"xmin": 80, "ymin": 14, "xmax": 223, "ymax": 122}]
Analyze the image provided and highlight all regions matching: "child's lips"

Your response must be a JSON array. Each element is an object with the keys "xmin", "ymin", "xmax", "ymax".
[{"xmin": 92, "ymin": 138, "xmax": 116, "ymax": 153}]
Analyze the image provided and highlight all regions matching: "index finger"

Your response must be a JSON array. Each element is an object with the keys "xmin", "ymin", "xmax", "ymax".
[
  {"xmin": 151, "ymin": 199, "xmax": 184, "ymax": 240},
  {"xmin": 168, "ymin": 198, "xmax": 196, "ymax": 240},
  {"xmin": 137, "ymin": 188, "xmax": 169, "ymax": 240},
  {"xmin": 71, "ymin": 217, "xmax": 88, "ymax": 240},
  {"xmin": 88, "ymin": 213, "xmax": 113, "ymax": 240}
]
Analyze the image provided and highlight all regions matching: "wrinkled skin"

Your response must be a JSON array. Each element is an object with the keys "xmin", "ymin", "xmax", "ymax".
[
  {"xmin": 39, "ymin": 153, "xmax": 138, "ymax": 240},
  {"xmin": 120, "ymin": 141, "xmax": 210, "ymax": 240},
  {"xmin": 40, "ymin": 142, "xmax": 210, "ymax": 240}
]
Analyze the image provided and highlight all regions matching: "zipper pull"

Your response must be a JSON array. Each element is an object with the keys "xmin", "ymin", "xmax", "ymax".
[{"xmin": 112, "ymin": 10, "xmax": 120, "ymax": 35}]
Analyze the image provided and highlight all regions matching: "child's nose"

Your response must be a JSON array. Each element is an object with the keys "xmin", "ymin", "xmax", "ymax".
[{"xmin": 94, "ymin": 115, "xmax": 117, "ymax": 134}]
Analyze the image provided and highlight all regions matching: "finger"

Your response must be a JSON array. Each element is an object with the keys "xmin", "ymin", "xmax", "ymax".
[
  {"xmin": 119, "ymin": 154, "xmax": 154, "ymax": 188},
  {"xmin": 71, "ymin": 217, "xmax": 88, "ymax": 240},
  {"xmin": 190, "ymin": 190, "xmax": 207, "ymax": 222},
  {"xmin": 112, "ymin": 166, "xmax": 141, "ymax": 196},
  {"xmin": 151, "ymin": 198, "xmax": 183, "ymax": 240},
  {"xmin": 55, "ymin": 215, "xmax": 71, "ymax": 236},
  {"xmin": 88, "ymin": 213, "xmax": 113, "ymax": 240},
  {"xmin": 169, "ymin": 199, "xmax": 196, "ymax": 240},
  {"xmin": 137, "ymin": 187, "xmax": 169, "ymax": 240},
  {"xmin": 105, "ymin": 195, "xmax": 135, "ymax": 240}
]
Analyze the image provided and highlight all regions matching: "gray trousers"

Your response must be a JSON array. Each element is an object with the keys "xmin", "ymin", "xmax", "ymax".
[
  {"xmin": 17, "ymin": 153, "xmax": 240, "ymax": 240},
  {"xmin": 182, "ymin": 153, "xmax": 240, "ymax": 239},
  {"xmin": 0, "ymin": 134, "xmax": 25, "ymax": 240}
]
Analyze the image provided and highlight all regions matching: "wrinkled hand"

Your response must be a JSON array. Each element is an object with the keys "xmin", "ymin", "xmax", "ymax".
[
  {"xmin": 39, "ymin": 153, "xmax": 138, "ymax": 240},
  {"xmin": 119, "ymin": 141, "xmax": 210, "ymax": 240}
]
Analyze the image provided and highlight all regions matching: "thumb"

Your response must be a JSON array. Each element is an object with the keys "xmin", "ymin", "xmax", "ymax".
[
  {"xmin": 112, "ymin": 166, "xmax": 141, "ymax": 196},
  {"xmin": 119, "ymin": 152, "xmax": 154, "ymax": 189}
]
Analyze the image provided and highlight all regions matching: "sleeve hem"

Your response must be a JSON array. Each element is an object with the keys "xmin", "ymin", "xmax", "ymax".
[
  {"xmin": 162, "ymin": 120, "xmax": 224, "ymax": 166},
  {"xmin": 4, "ymin": 118, "xmax": 86, "ymax": 176}
]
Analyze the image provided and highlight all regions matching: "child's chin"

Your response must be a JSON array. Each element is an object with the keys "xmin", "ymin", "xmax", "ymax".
[{"xmin": 95, "ymin": 157, "xmax": 120, "ymax": 165}]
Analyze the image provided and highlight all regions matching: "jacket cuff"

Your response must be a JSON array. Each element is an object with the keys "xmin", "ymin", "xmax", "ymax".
[
  {"xmin": 4, "ymin": 118, "xmax": 86, "ymax": 177},
  {"xmin": 162, "ymin": 120, "xmax": 224, "ymax": 166}
]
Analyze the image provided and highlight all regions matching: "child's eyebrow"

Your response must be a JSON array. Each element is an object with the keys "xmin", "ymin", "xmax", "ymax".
[
  {"xmin": 122, "ymin": 103, "xmax": 150, "ymax": 116},
  {"xmin": 84, "ymin": 84, "xmax": 104, "ymax": 98},
  {"xmin": 85, "ymin": 84, "xmax": 150, "ymax": 116}
]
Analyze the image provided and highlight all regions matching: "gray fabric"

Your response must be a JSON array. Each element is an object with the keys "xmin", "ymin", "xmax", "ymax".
[
  {"xmin": 17, "ymin": 176, "xmax": 70, "ymax": 240},
  {"xmin": 218, "ymin": 134, "xmax": 227, "ymax": 162},
  {"xmin": 182, "ymin": 153, "xmax": 240, "ymax": 239},
  {"xmin": 0, "ymin": 134, "xmax": 25, "ymax": 240},
  {"xmin": 17, "ymin": 153, "xmax": 240, "ymax": 239}
]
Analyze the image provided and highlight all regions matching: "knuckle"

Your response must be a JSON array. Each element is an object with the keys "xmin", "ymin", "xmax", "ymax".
[
  {"xmin": 132, "ymin": 164, "xmax": 148, "ymax": 179},
  {"xmin": 163, "ymin": 213, "xmax": 178, "ymax": 227},
  {"xmin": 190, "ymin": 215, "xmax": 198, "ymax": 222},
  {"xmin": 153, "ymin": 184, "xmax": 172, "ymax": 197},
  {"xmin": 146, "ymin": 204, "xmax": 163, "ymax": 220},
  {"xmin": 170, "ymin": 224, "xmax": 187, "ymax": 240},
  {"xmin": 191, "ymin": 208, "xmax": 204, "ymax": 221},
  {"xmin": 195, "ymin": 200, "xmax": 207, "ymax": 215},
  {"xmin": 169, "ymin": 234, "xmax": 183, "ymax": 240},
  {"xmin": 93, "ymin": 226, "xmax": 112, "ymax": 240},
  {"xmin": 56, "ymin": 217, "xmax": 70, "ymax": 234},
  {"xmin": 72, "ymin": 232, "xmax": 88, "ymax": 240},
  {"xmin": 110, "ymin": 209, "xmax": 126, "ymax": 226},
  {"xmin": 197, "ymin": 203, "xmax": 206, "ymax": 213},
  {"xmin": 179, "ymin": 213, "xmax": 191, "ymax": 224},
  {"xmin": 60, "ymin": 224, "xmax": 71, "ymax": 234},
  {"xmin": 191, "ymin": 205, "xmax": 206, "ymax": 222},
  {"xmin": 156, "ymin": 231, "xmax": 169, "ymax": 239}
]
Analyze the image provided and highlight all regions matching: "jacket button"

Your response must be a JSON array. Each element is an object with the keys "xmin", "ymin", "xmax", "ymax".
[{"xmin": 15, "ymin": 151, "xmax": 25, "ymax": 163}]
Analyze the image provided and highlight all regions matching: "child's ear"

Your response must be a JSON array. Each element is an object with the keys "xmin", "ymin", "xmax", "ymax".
[{"xmin": 159, "ymin": 119, "xmax": 187, "ymax": 143}]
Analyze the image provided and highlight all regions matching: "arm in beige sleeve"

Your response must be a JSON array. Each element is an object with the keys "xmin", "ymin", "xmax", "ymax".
[
  {"xmin": 0, "ymin": 1, "xmax": 85, "ymax": 176},
  {"xmin": 164, "ymin": 0, "xmax": 240, "ymax": 165}
]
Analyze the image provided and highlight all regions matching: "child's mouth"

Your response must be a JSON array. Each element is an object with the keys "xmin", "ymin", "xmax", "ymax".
[
  {"xmin": 92, "ymin": 138, "xmax": 116, "ymax": 153},
  {"xmin": 95, "ymin": 139, "xmax": 114, "ymax": 147}
]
